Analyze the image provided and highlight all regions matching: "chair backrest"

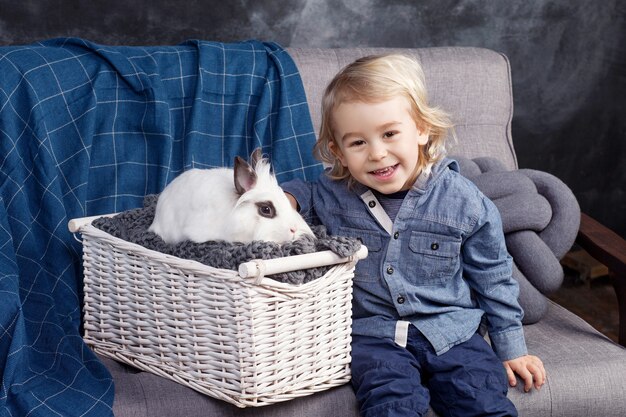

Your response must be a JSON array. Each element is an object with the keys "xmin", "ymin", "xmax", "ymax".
[{"xmin": 287, "ymin": 47, "xmax": 517, "ymax": 170}]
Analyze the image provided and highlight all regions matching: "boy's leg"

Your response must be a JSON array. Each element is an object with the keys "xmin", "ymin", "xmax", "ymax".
[
  {"xmin": 351, "ymin": 333, "xmax": 430, "ymax": 417},
  {"xmin": 416, "ymin": 331, "xmax": 517, "ymax": 417}
]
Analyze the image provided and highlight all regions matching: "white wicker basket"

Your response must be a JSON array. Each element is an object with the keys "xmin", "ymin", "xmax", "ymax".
[{"xmin": 69, "ymin": 216, "xmax": 367, "ymax": 408}]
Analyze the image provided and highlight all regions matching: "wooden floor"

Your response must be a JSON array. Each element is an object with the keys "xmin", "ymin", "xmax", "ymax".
[{"xmin": 549, "ymin": 268, "xmax": 619, "ymax": 343}]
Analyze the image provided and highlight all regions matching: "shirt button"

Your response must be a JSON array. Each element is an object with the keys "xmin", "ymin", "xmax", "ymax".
[
  {"xmin": 386, "ymin": 266, "xmax": 394, "ymax": 275},
  {"xmin": 368, "ymin": 200, "xmax": 376, "ymax": 208},
  {"xmin": 431, "ymin": 242, "xmax": 439, "ymax": 250},
  {"xmin": 393, "ymin": 232, "xmax": 399, "ymax": 239},
  {"xmin": 397, "ymin": 295, "xmax": 405, "ymax": 304}
]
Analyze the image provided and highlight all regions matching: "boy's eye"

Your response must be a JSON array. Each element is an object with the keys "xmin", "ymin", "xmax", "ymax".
[
  {"xmin": 348, "ymin": 139, "xmax": 366, "ymax": 147},
  {"xmin": 383, "ymin": 131, "xmax": 397, "ymax": 139}
]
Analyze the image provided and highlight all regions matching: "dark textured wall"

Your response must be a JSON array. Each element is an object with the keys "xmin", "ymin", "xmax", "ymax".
[{"xmin": 1, "ymin": 0, "xmax": 624, "ymax": 238}]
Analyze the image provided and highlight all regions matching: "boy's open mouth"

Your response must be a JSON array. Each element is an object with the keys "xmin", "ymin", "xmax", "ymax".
[{"xmin": 369, "ymin": 164, "xmax": 398, "ymax": 178}]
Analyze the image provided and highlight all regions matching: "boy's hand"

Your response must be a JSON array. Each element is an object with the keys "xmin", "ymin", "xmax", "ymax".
[
  {"xmin": 285, "ymin": 192, "xmax": 298, "ymax": 210},
  {"xmin": 503, "ymin": 354, "xmax": 546, "ymax": 392}
]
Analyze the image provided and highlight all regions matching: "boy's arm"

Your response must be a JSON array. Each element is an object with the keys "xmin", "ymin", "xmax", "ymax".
[
  {"xmin": 462, "ymin": 195, "xmax": 526, "ymax": 360},
  {"xmin": 463, "ymin": 195, "xmax": 546, "ymax": 391}
]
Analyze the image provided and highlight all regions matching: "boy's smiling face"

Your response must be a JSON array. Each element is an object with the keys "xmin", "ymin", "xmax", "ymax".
[{"xmin": 330, "ymin": 96, "xmax": 429, "ymax": 194}]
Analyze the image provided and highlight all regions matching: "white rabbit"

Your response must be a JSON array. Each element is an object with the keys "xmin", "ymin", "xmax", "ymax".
[{"xmin": 148, "ymin": 149, "xmax": 314, "ymax": 244}]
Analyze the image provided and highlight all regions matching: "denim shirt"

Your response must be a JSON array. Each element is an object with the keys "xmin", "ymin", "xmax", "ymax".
[{"xmin": 282, "ymin": 158, "xmax": 527, "ymax": 361}]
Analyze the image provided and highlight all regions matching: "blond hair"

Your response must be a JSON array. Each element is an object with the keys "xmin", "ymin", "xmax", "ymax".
[{"xmin": 314, "ymin": 54, "xmax": 454, "ymax": 183}]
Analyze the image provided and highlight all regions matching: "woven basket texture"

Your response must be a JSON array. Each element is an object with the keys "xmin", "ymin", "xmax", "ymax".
[{"xmin": 79, "ymin": 224, "xmax": 355, "ymax": 407}]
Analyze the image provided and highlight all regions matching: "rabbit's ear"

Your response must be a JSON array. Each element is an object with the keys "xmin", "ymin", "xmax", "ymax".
[
  {"xmin": 234, "ymin": 156, "xmax": 257, "ymax": 195},
  {"xmin": 250, "ymin": 147, "xmax": 263, "ymax": 168}
]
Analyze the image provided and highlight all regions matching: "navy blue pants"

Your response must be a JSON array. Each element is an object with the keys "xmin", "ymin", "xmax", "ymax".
[{"xmin": 351, "ymin": 326, "xmax": 517, "ymax": 417}]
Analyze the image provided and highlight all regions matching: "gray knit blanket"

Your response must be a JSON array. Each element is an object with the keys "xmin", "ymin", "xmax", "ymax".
[{"xmin": 93, "ymin": 195, "xmax": 361, "ymax": 285}]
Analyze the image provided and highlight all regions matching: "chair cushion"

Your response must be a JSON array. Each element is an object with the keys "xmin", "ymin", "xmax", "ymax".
[
  {"xmin": 104, "ymin": 301, "xmax": 626, "ymax": 417},
  {"xmin": 511, "ymin": 301, "xmax": 626, "ymax": 416}
]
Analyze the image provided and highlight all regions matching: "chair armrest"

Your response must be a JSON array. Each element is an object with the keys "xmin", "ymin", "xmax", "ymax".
[{"xmin": 576, "ymin": 213, "xmax": 626, "ymax": 346}]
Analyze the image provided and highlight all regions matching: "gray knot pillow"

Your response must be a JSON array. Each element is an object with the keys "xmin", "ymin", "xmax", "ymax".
[
  {"xmin": 454, "ymin": 156, "xmax": 580, "ymax": 323},
  {"xmin": 93, "ymin": 195, "xmax": 362, "ymax": 285}
]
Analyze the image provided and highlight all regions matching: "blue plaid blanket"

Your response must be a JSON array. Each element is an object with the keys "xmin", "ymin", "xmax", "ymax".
[{"xmin": 0, "ymin": 38, "xmax": 322, "ymax": 416}]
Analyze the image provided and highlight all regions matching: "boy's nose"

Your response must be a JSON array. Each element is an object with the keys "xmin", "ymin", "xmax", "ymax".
[{"xmin": 368, "ymin": 143, "xmax": 387, "ymax": 161}]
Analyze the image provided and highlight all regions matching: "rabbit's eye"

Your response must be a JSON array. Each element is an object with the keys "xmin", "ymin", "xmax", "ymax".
[{"xmin": 256, "ymin": 201, "xmax": 276, "ymax": 219}]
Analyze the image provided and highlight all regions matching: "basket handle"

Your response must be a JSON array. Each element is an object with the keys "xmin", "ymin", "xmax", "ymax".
[
  {"xmin": 238, "ymin": 245, "xmax": 368, "ymax": 283},
  {"xmin": 68, "ymin": 213, "xmax": 120, "ymax": 233}
]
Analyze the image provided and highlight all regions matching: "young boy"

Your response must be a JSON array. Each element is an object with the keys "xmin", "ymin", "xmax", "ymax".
[{"xmin": 282, "ymin": 54, "xmax": 545, "ymax": 417}]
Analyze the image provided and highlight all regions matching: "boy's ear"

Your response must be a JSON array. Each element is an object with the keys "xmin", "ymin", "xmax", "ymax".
[
  {"xmin": 329, "ymin": 141, "xmax": 348, "ymax": 167},
  {"xmin": 417, "ymin": 126, "xmax": 430, "ymax": 146}
]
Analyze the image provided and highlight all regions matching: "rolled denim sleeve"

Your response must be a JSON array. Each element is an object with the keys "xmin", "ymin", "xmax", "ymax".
[{"xmin": 463, "ymin": 195, "xmax": 528, "ymax": 361}]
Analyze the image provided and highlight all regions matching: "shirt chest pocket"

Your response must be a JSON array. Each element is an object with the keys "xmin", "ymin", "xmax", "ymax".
[
  {"xmin": 338, "ymin": 227, "xmax": 383, "ymax": 283},
  {"xmin": 408, "ymin": 231, "xmax": 461, "ymax": 286}
]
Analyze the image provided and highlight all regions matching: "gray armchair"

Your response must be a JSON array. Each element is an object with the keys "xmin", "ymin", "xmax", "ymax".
[{"xmin": 102, "ymin": 47, "xmax": 626, "ymax": 416}]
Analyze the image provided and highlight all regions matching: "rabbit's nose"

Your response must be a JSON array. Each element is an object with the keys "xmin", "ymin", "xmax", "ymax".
[{"xmin": 290, "ymin": 227, "xmax": 297, "ymax": 234}]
